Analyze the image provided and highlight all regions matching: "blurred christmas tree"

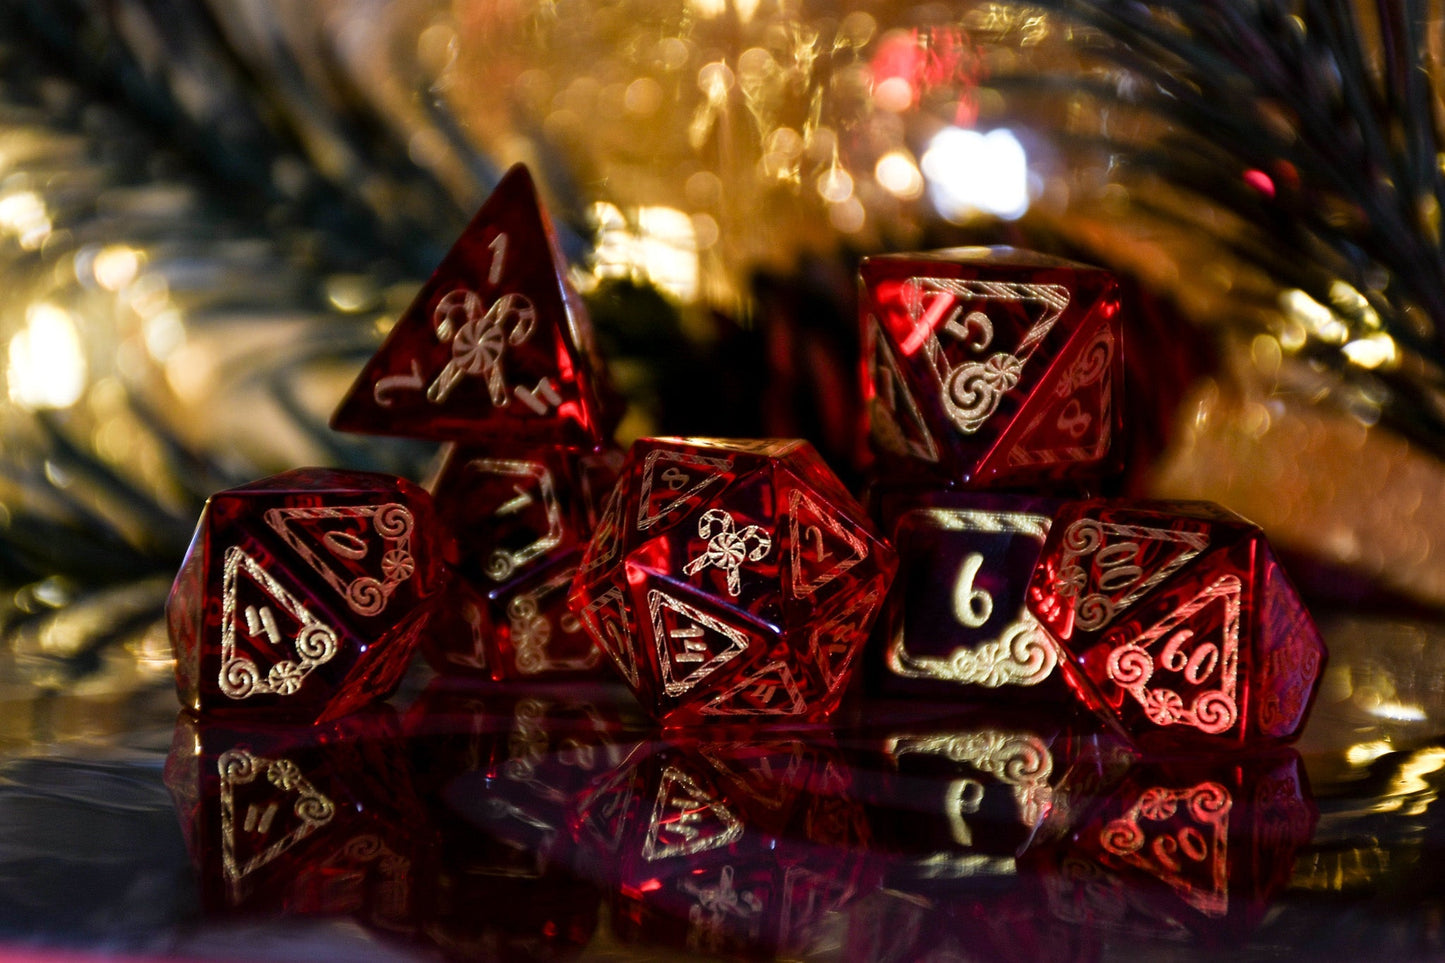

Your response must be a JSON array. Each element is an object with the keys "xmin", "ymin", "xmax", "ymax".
[{"xmin": 4, "ymin": 0, "xmax": 1445, "ymax": 700}]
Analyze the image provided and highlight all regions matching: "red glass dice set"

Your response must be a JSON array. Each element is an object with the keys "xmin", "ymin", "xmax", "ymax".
[{"xmin": 165, "ymin": 163, "xmax": 1326, "ymax": 748}]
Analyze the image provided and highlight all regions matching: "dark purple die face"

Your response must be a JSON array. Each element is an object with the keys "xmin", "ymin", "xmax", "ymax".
[{"xmin": 874, "ymin": 490, "xmax": 1071, "ymax": 703}]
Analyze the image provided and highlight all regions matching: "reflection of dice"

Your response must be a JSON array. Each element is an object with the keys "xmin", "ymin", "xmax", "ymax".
[
  {"xmin": 403, "ymin": 679, "xmax": 636, "ymax": 869},
  {"xmin": 330, "ymin": 164, "xmax": 614, "ymax": 446},
  {"xmin": 166, "ymin": 469, "xmax": 447, "ymax": 723},
  {"xmin": 1032, "ymin": 751, "xmax": 1316, "ymax": 943},
  {"xmin": 872, "ymin": 490, "xmax": 1070, "ymax": 702},
  {"xmin": 570, "ymin": 738, "xmax": 874, "ymax": 959},
  {"xmin": 1026, "ymin": 500, "xmax": 1327, "ymax": 751},
  {"xmin": 860, "ymin": 247, "xmax": 1123, "ymax": 490},
  {"xmin": 401, "ymin": 683, "xmax": 631, "ymax": 957},
  {"xmin": 163, "ymin": 709, "xmax": 428, "ymax": 936},
  {"xmin": 567, "ymin": 437, "xmax": 897, "ymax": 725},
  {"xmin": 424, "ymin": 445, "xmax": 622, "ymax": 678},
  {"xmin": 862, "ymin": 709, "xmax": 1133, "ymax": 886}
]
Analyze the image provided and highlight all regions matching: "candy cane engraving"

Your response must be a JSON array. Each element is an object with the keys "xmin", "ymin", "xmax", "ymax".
[
  {"xmin": 427, "ymin": 289, "xmax": 538, "ymax": 405},
  {"xmin": 683, "ymin": 509, "xmax": 773, "ymax": 596}
]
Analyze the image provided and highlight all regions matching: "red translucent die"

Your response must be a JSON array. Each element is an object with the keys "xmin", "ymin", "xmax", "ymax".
[
  {"xmin": 163, "ymin": 709, "xmax": 429, "ymax": 936},
  {"xmin": 1025, "ymin": 500, "xmax": 1327, "ymax": 751},
  {"xmin": 423, "ymin": 444, "xmax": 622, "ymax": 679},
  {"xmin": 860, "ymin": 247, "xmax": 1124, "ymax": 489},
  {"xmin": 1032, "ymin": 750, "xmax": 1316, "ymax": 943},
  {"xmin": 567, "ymin": 437, "xmax": 897, "ymax": 725},
  {"xmin": 570, "ymin": 738, "xmax": 873, "ymax": 959},
  {"xmin": 331, "ymin": 164, "xmax": 613, "ymax": 446},
  {"xmin": 166, "ymin": 468, "xmax": 447, "ymax": 723},
  {"xmin": 871, "ymin": 490, "xmax": 1071, "ymax": 702}
]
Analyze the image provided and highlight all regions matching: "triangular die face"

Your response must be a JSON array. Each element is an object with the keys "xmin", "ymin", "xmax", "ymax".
[
  {"xmin": 578, "ymin": 584, "xmax": 641, "ymax": 688},
  {"xmin": 1255, "ymin": 545, "xmax": 1326, "ymax": 739},
  {"xmin": 220, "ymin": 547, "xmax": 342, "ymax": 701},
  {"xmin": 865, "ymin": 317, "xmax": 940, "ymax": 464},
  {"xmin": 575, "ymin": 754, "xmax": 642, "ymax": 854},
  {"xmin": 700, "ymin": 661, "xmax": 808, "ymax": 717},
  {"xmin": 635, "ymin": 447, "xmax": 735, "ymax": 534},
  {"xmin": 700, "ymin": 742, "xmax": 804, "ymax": 811},
  {"xmin": 786, "ymin": 487, "xmax": 869, "ymax": 600},
  {"xmin": 1099, "ymin": 780, "xmax": 1232, "ymax": 917},
  {"xmin": 995, "ymin": 321, "xmax": 1116, "ymax": 473},
  {"xmin": 874, "ymin": 273, "xmax": 1072, "ymax": 439},
  {"xmin": 647, "ymin": 588, "xmax": 753, "ymax": 698},
  {"xmin": 642, "ymin": 764, "xmax": 743, "ymax": 861},
  {"xmin": 1046, "ymin": 514, "xmax": 1212, "ymax": 635},
  {"xmin": 331, "ymin": 165, "xmax": 599, "ymax": 444},
  {"xmin": 219, "ymin": 749, "xmax": 336, "ymax": 895},
  {"xmin": 264, "ymin": 503, "xmax": 418, "ymax": 618},
  {"xmin": 810, "ymin": 574, "xmax": 888, "ymax": 694},
  {"xmin": 452, "ymin": 456, "xmax": 565, "ymax": 583},
  {"xmin": 1103, "ymin": 573, "xmax": 1242, "ymax": 737},
  {"xmin": 578, "ymin": 480, "xmax": 627, "ymax": 577}
]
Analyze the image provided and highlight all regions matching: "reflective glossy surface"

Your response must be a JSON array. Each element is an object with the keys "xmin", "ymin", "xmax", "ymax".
[
  {"xmin": 167, "ymin": 469, "xmax": 448, "ymax": 724},
  {"xmin": 0, "ymin": 607, "xmax": 1442, "ymax": 961},
  {"xmin": 568, "ymin": 437, "xmax": 897, "ymax": 725}
]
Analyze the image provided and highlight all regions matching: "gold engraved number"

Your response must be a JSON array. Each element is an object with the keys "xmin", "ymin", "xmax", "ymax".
[
  {"xmin": 321, "ymin": 530, "xmax": 368, "ymax": 561},
  {"xmin": 488, "ymin": 232, "xmax": 508, "ymax": 286},
  {"xmin": 1160, "ymin": 630, "xmax": 1218, "ymax": 685},
  {"xmin": 243, "ymin": 802, "xmax": 279, "ymax": 834},
  {"xmin": 495, "ymin": 483, "xmax": 534, "ymax": 517},
  {"xmin": 1095, "ymin": 542, "xmax": 1144, "ymax": 592},
  {"xmin": 947, "ymin": 778, "xmax": 987, "ymax": 846},
  {"xmin": 1056, "ymin": 398, "xmax": 1092, "ymax": 438},
  {"xmin": 373, "ymin": 359, "xmax": 425, "ymax": 407},
  {"xmin": 804, "ymin": 525, "xmax": 830, "ymax": 562},
  {"xmin": 953, "ymin": 553, "xmax": 994, "ymax": 629},
  {"xmin": 244, "ymin": 605, "xmax": 284, "ymax": 647},
  {"xmin": 661, "ymin": 467, "xmax": 690, "ymax": 491},
  {"xmin": 1152, "ymin": 825, "xmax": 1210, "ymax": 872},
  {"xmin": 670, "ymin": 624, "xmax": 708, "ymax": 662}
]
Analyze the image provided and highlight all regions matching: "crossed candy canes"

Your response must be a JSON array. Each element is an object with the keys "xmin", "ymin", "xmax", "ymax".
[
  {"xmin": 428, "ymin": 289, "xmax": 540, "ymax": 406},
  {"xmin": 683, "ymin": 509, "xmax": 772, "ymax": 596}
]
